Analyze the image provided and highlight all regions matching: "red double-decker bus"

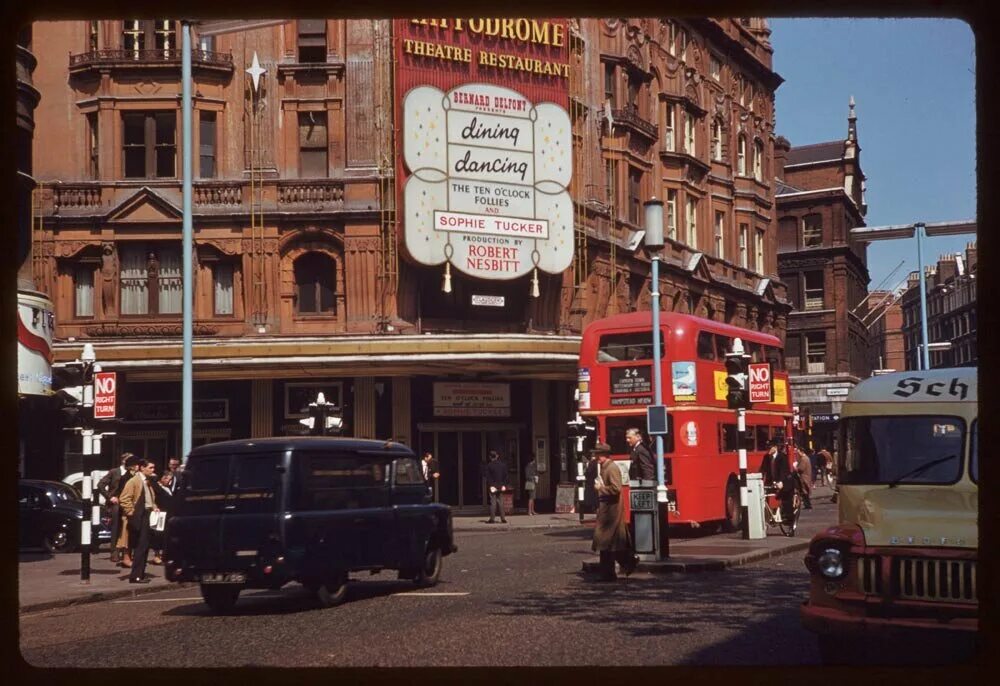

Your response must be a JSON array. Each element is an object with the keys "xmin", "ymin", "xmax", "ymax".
[{"xmin": 577, "ymin": 312, "xmax": 794, "ymax": 530}]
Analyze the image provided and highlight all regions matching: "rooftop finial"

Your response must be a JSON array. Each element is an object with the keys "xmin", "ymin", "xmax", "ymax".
[{"xmin": 847, "ymin": 95, "xmax": 857, "ymax": 142}]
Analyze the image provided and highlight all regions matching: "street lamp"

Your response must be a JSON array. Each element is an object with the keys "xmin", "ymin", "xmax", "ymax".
[
  {"xmin": 180, "ymin": 20, "xmax": 291, "ymax": 462},
  {"xmin": 851, "ymin": 219, "xmax": 975, "ymax": 371},
  {"xmin": 644, "ymin": 198, "xmax": 669, "ymax": 560}
]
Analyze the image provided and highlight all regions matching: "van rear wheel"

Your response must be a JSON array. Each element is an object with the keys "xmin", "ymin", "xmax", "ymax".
[
  {"xmin": 315, "ymin": 572, "xmax": 349, "ymax": 607},
  {"xmin": 413, "ymin": 545, "xmax": 442, "ymax": 587},
  {"xmin": 200, "ymin": 584, "xmax": 241, "ymax": 614},
  {"xmin": 723, "ymin": 481, "xmax": 741, "ymax": 533}
]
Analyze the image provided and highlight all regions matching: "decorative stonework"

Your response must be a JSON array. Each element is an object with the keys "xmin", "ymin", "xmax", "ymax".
[
  {"xmin": 84, "ymin": 322, "xmax": 219, "ymax": 337},
  {"xmin": 58, "ymin": 240, "xmax": 97, "ymax": 258},
  {"xmin": 201, "ymin": 238, "xmax": 243, "ymax": 256}
]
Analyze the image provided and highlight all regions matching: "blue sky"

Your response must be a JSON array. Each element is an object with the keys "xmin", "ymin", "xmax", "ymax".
[{"xmin": 770, "ymin": 18, "xmax": 977, "ymax": 290}]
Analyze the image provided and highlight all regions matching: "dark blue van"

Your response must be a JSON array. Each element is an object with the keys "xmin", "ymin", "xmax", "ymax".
[{"xmin": 164, "ymin": 437, "xmax": 457, "ymax": 613}]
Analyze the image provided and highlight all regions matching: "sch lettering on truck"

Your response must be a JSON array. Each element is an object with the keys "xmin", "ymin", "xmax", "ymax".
[{"xmin": 892, "ymin": 376, "xmax": 969, "ymax": 400}]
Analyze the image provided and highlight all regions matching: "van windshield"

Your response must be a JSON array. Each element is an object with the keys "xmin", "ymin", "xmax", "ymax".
[{"xmin": 839, "ymin": 415, "xmax": 965, "ymax": 486}]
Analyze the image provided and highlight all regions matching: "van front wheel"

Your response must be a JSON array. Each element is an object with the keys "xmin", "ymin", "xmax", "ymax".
[
  {"xmin": 413, "ymin": 545, "xmax": 442, "ymax": 587},
  {"xmin": 315, "ymin": 572, "xmax": 349, "ymax": 607},
  {"xmin": 200, "ymin": 584, "xmax": 241, "ymax": 614}
]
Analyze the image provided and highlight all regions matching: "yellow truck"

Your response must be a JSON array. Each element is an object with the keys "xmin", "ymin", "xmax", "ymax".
[{"xmin": 800, "ymin": 368, "xmax": 977, "ymax": 663}]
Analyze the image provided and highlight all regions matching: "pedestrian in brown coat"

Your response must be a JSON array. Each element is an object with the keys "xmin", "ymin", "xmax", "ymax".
[
  {"xmin": 591, "ymin": 443, "xmax": 637, "ymax": 581},
  {"xmin": 795, "ymin": 447, "xmax": 813, "ymax": 510}
]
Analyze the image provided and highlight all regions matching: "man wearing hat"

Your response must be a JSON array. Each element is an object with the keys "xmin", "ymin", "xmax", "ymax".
[
  {"xmin": 760, "ymin": 435, "xmax": 796, "ymax": 529},
  {"xmin": 590, "ymin": 443, "xmax": 637, "ymax": 581}
]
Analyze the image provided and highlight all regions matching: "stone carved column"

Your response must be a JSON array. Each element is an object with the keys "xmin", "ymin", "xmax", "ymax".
[{"xmin": 344, "ymin": 235, "xmax": 380, "ymax": 327}]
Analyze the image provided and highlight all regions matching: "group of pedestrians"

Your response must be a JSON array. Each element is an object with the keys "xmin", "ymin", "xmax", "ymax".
[{"xmin": 97, "ymin": 454, "xmax": 180, "ymax": 584}]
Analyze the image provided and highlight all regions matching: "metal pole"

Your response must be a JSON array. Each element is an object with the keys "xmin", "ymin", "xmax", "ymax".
[
  {"xmin": 576, "ymin": 437, "xmax": 585, "ymax": 522},
  {"xmin": 651, "ymin": 254, "xmax": 669, "ymax": 559},
  {"xmin": 80, "ymin": 476, "xmax": 92, "ymax": 583},
  {"xmin": 915, "ymin": 222, "xmax": 930, "ymax": 371},
  {"xmin": 738, "ymin": 407, "xmax": 749, "ymax": 539},
  {"xmin": 90, "ymin": 470, "xmax": 101, "ymax": 562},
  {"xmin": 181, "ymin": 23, "xmax": 194, "ymax": 460}
]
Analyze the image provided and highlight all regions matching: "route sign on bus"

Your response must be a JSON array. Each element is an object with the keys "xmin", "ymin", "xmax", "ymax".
[
  {"xmin": 748, "ymin": 363, "xmax": 773, "ymax": 404},
  {"xmin": 94, "ymin": 371, "xmax": 117, "ymax": 419}
]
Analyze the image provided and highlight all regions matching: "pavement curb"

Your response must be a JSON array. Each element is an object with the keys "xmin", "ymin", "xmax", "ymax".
[
  {"xmin": 582, "ymin": 539, "xmax": 811, "ymax": 575},
  {"xmin": 19, "ymin": 582, "xmax": 195, "ymax": 615}
]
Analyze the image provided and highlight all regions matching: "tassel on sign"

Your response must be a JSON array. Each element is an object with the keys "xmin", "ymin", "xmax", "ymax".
[
  {"xmin": 442, "ymin": 262, "xmax": 452, "ymax": 294},
  {"xmin": 530, "ymin": 268, "xmax": 540, "ymax": 298}
]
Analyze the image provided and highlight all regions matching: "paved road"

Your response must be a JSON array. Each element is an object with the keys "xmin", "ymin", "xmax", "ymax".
[{"xmin": 21, "ymin": 525, "xmax": 827, "ymax": 668}]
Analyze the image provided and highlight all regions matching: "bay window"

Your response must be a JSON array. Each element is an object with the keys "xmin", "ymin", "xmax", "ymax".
[{"xmin": 120, "ymin": 244, "xmax": 182, "ymax": 316}]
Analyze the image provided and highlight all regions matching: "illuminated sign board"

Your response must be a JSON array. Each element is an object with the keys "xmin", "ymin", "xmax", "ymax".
[{"xmin": 396, "ymin": 19, "xmax": 572, "ymax": 283}]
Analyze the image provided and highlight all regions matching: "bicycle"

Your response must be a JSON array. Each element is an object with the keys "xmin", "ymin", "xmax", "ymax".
[{"xmin": 762, "ymin": 482, "xmax": 802, "ymax": 537}]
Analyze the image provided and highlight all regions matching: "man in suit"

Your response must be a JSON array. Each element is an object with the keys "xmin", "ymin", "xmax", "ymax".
[
  {"xmin": 422, "ymin": 451, "xmax": 441, "ymax": 503},
  {"xmin": 97, "ymin": 452, "xmax": 134, "ymax": 563},
  {"xmin": 118, "ymin": 458, "xmax": 161, "ymax": 584},
  {"xmin": 484, "ymin": 450, "xmax": 509, "ymax": 524},
  {"xmin": 626, "ymin": 428, "xmax": 655, "ymax": 481}
]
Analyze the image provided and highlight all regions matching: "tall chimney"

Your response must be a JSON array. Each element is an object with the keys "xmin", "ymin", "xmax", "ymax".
[{"xmin": 774, "ymin": 135, "xmax": 791, "ymax": 182}]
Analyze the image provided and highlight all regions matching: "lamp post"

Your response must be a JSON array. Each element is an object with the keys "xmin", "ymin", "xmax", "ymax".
[
  {"xmin": 644, "ymin": 198, "xmax": 669, "ymax": 560},
  {"xmin": 181, "ymin": 23, "xmax": 194, "ymax": 461},
  {"xmin": 850, "ymin": 220, "xmax": 975, "ymax": 371},
  {"xmin": 179, "ymin": 20, "xmax": 291, "ymax": 463}
]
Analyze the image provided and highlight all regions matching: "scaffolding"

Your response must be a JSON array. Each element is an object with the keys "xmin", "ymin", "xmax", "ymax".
[
  {"xmin": 31, "ymin": 182, "xmax": 44, "ymax": 290},
  {"xmin": 246, "ymin": 50, "xmax": 267, "ymax": 328},
  {"xmin": 568, "ymin": 31, "xmax": 589, "ymax": 295},
  {"xmin": 374, "ymin": 19, "xmax": 398, "ymax": 332}
]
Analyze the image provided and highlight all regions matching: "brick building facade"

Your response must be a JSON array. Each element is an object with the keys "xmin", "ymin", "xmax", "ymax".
[
  {"xmin": 866, "ymin": 289, "xmax": 906, "ymax": 374},
  {"xmin": 26, "ymin": 18, "xmax": 789, "ymax": 504},
  {"xmin": 775, "ymin": 99, "xmax": 870, "ymax": 451},
  {"xmin": 900, "ymin": 242, "xmax": 977, "ymax": 370}
]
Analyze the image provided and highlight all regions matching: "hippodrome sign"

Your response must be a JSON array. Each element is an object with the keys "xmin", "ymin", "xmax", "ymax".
[
  {"xmin": 748, "ymin": 362, "xmax": 773, "ymax": 404},
  {"xmin": 403, "ymin": 82, "xmax": 573, "ymax": 281}
]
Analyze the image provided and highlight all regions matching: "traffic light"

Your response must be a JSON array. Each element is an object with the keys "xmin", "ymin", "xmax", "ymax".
[
  {"xmin": 54, "ymin": 346, "xmax": 97, "ymax": 429},
  {"xmin": 724, "ymin": 338, "xmax": 751, "ymax": 410},
  {"xmin": 299, "ymin": 392, "xmax": 343, "ymax": 436},
  {"xmin": 566, "ymin": 413, "xmax": 596, "ymax": 438}
]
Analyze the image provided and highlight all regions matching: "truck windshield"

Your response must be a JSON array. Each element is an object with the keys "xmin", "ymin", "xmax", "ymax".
[{"xmin": 839, "ymin": 415, "xmax": 965, "ymax": 486}]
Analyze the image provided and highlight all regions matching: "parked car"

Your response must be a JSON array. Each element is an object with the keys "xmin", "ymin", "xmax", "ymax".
[
  {"xmin": 63, "ymin": 470, "xmax": 110, "ymax": 504},
  {"xmin": 164, "ymin": 437, "xmax": 458, "ymax": 613},
  {"xmin": 19, "ymin": 479, "xmax": 113, "ymax": 553}
]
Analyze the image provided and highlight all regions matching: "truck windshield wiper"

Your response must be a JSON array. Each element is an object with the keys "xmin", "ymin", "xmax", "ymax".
[{"xmin": 887, "ymin": 454, "xmax": 957, "ymax": 488}]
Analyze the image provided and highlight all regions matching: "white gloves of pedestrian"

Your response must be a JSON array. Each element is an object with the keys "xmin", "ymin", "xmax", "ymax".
[{"xmin": 490, "ymin": 486, "xmax": 497, "ymax": 493}]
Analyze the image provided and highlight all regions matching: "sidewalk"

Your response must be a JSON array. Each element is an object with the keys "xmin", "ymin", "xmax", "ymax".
[
  {"xmin": 18, "ymin": 485, "xmax": 838, "ymax": 614},
  {"xmin": 582, "ymin": 484, "xmax": 839, "ymax": 574}
]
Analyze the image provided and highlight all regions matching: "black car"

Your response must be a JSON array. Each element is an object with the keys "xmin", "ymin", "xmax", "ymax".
[
  {"xmin": 19, "ymin": 479, "xmax": 113, "ymax": 553},
  {"xmin": 164, "ymin": 437, "xmax": 458, "ymax": 613}
]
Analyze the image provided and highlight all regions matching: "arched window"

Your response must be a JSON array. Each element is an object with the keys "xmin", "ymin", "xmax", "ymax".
[
  {"xmin": 753, "ymin": 139, "xmax": 764, "ymax": 181},
  {"xmin": 737, "ymin": 134, "xmax": 747, "ymax": 176},
  {"xmin": 294, "ymin": 252, "xmax": 336, "ymax": 315}
]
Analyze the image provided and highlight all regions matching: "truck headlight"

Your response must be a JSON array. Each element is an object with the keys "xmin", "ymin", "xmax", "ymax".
[{"xmin": 817, "ymin": 548, "xmax": 845, "ymax": 578}]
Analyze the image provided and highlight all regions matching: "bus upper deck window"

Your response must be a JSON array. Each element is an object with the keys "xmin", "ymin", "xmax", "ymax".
[
  {"xmin": 747, "ymin": 342, "xmax": 763, "ymax": 362},
  {"xmin": 764, "ymin": 346, "xmax": 782, "ymax": 367},
  {"xmin": 597, "ymin": 333, "xmax": 664, "ymax": 362},
  {"xmin": 697, "ymin": 331, "xmax": 715, "ymax": 360},
  {"xmin": 715, "ymin": 335, "xmax": 731, "ymax": 360}
]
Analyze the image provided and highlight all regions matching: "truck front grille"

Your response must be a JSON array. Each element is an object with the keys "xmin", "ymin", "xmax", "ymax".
[
  {"xmin": 856, "ymin": 556, "xmax": 881, "ymax": 595},
  {"xmin": 892, "ymin": 557, "xmax": 977, "ymax": 603}
]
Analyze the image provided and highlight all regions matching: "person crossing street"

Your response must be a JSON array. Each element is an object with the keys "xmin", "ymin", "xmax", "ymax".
[
  {"xmin": 484, "ymin": 450, "xmax": 509, "ymax": 524},
  {"xmin": 591, "ymin": 442, "xmax": 637, "ymax": 581}
]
